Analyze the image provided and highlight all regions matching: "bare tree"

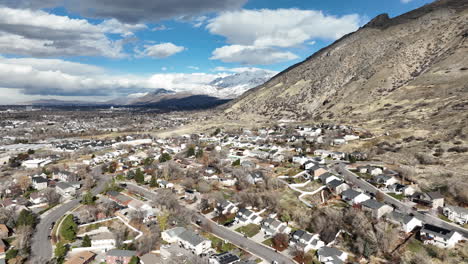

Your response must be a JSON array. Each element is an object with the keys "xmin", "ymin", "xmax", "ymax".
[{"xmin": 43, "ymin": 188, "xmax": 61, "ymax": 205}]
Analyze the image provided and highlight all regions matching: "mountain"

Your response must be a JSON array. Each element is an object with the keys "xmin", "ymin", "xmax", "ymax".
[
  {"xmin": 224, "ymin": 0, "xmax": 468, "ymax": 189},
  {"xmin": 24, "ymin": 99, "xmax": 98, "ymax": 106},
  {"xmin": 209, "ymin": 69, "xmax": 276, "ymax": 98}
]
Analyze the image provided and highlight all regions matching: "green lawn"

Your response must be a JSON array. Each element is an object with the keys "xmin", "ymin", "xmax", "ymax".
[
  {"xmin": 235, "ymin": 224, "xmax": 260, "ymax": 237},
  {"xmin": 204, "ymin": 233, "xmax": 237, "ymax": 253},
  {"xmin": 262, "ymin": 238, "xmax": 273, "ymax": 247},
  {"xmin": 406, "ymin": 239, "xmax": 424, "ymax": 253},
  {"xmin": 438, "ymin": 214, "xmax": 452, "ymax": 223},
  {"xmin": 388, "ymin": 193, "xmax": 404, "ymax": 200}
]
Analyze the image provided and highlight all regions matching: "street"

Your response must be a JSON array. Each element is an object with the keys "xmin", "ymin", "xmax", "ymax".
[
  {"xmin": 126, "ymin": 183, "xmax": 295, "ymax": 264},
  {"xmin": 336, "ymin": 163, "xmax": 468, "ymax": 238},
  {"xmin": 30, "ymin": 166, "xmax": 110, "ymax": 262}
]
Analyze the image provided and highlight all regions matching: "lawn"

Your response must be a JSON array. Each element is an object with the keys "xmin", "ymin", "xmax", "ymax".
[
  {"xmin": 356, "ymin": 172, "xmax": 372, "ymax": 180},
  {"xmin": 262, "ymin": 238, "xmax": 273, "ymax": 247},
  {"xmin": 235, "ymin": 224, "xmax": 260, "ymax": 237},
  {"xmin": 212, "ymin": 213, "xmax": 236, "ymax": 225},
  {"xmin": 438, "ymin": 214, "xmax": 452, "ymax": 223},
  {"xmin": 388, "ymin": 193, "xmax": 404, "ymax": 201},
  {"xmin": 204, "ymin": 233, "xmax": 237, "ymax": 253},
  {"xmin": 406, "ymin": 239, "xmax": 424, "ymax": 253}
]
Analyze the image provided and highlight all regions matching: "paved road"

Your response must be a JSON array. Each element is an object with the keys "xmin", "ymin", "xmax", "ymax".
[
  {"xmin": 335, "ymin": 163, "xmax": 468, "ymax": 238},
  {"xmin": 126, "ymin": 183, "xmax": 295, "ymax": 264},
  {"xmin": 30, "ymin": 166, "xmax": 110, "ymax": 261}
]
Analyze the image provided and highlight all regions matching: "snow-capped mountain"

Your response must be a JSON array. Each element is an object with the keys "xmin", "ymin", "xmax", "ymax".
[{"xmin": 209, "ymin": 69, "xmax": 276, "ymax": 98}]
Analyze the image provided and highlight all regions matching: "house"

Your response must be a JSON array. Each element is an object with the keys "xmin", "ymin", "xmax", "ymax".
[
  {"xmin": 326, "ymin": 180, "xmax": 349, "ymax": 195},
  {"xmin": 209, "ymin": 252, "xmax": 240, "ymax": 264},
  {"xmin": 236, "ymin": 208, "xmax": 262, "ymax": 225},
  {"xmin": 387, "ymin": 211, "xmax": 422, "ymax": 233},
  {"xmin": 0, "ymin": 224, "xmax": 10, "ymax": 239},
  {"xmin": 179, "ymin": 229, "xmax": 212, "ymax": 255},
  {"xmin": 261, "ymin": 218, "xmax": 291, "ymax": 237},
  {"xmin": 29, "ymin": 192, "xmax": 46, "ymax": 205},
  {"xmin": 22, "ymin": 159, "xmax": 51, "ymax": 168},
  {"xmin": 90, "ymin": 232, "xmax": 116, "ymax": 249},
  {"xmin": 105, "ymin": 249, "xmax": 136, "ymax": 264},
  {"xmin": 373, "ymin": 174, "xmax": 398, "ymax": 187},
  {"xmin": 317, "ymin": 246, "xmax": 348, "ymax": 264},
  {"xmin": 107, "ymin": 191, "xmax": 133, "ymax": 206},
  {"xmin": 361, "ymin": 199, "xmax": 393, "ymax": 219},
  {"xmin": 32, "ymin": 176, "xmax": 48, "ymax": 190},
  {"xmin": 245, "ymin": 171, "xmax": 264, "ymax": 184},
  {"xmin": 443, "ymin": 206, "xmax": 468, "ymax": 225},
  {"xmin": 53, "ymin": 171, "xmax": 78, "ymax": 182},
  {"xmin": 357, "ymin": 165, "xmax": 383, "ymax": 176},
  {"xmin": 185, "ymin": 189, "xmax": 199, "ymax": 201},
  {"xmin": 411, "ymin": 192, "xmax": 444, "ymax": 209},
  {"xmin": 162, "ymin": 227, "xmax": 186, "ymax": 243},
  {"xmin": 216, "ymin": 200, "xmax": 238, "ymax": 216},
  {"xmin": 289, "ymin": 230, "xmax": 325, "ymax": 252},
  {"xmin": 157, "ymin": 180, "xmax": 174, "ymax": 189},
  {"xmin": 55, "ymin": 182, "xmax": 76, "ymax": 197},
  {"xmin": 219, "ymin": 177, "xmax": 237, "ymax": 187},
  {"xmin": 64, "ymin": 251, "xmax": 96, "ymax": 264},
  {"xmin": 341, "ymin": 189, "xmax": 370, "ymax": 205},
  {"xmin": 319, "ymin": 173, "xmax": 340, "ymax": 184},
  {"xmin": 420, "ymin": 224, "xmax": 463, "ymax": 248}
]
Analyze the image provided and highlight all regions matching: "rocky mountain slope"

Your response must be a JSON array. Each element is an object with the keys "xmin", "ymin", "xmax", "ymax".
[
  {"xmin": 223, "ymin": 0, "xmax": 468, "ymax": 191},
  {"xmin": 209, "ymin": 69, "xmax": 276, "ymax": 98}
]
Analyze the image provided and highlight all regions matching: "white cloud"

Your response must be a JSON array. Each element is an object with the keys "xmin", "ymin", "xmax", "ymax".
[
  {"xmin": 137, "ymin": 42, "xmax": 186, "ymax": 58},
  {"xmin": 207, "ymin": 9, "xmax": 361, "ymax": 48},
  {"xmin": 308, "ymin": 41, "xmax": 316, "ymax": 45},
  {"xmin": 0, "ymin": 56, "xmax": 105, "ymax": 75},
  {"xmin": 210, "ymin": 45, "xmax": 298, "ymax": 65},
  {"xmin": 152, "ymin": 25, "xmax": 170, "ymax": 31},
  {"xmin": 161, "ymin": 67, "xmax": 168, "ymax": 71},
  {"xmin": 98, "ymin": 19, "xmax": 147, "ymax": 37},
  {"xmin": 188, "ymin": 66, "xmax": 200, "ymax": 70},
  {"xmin": 401, "ymin": 0, "xmax": 413, "ymax": 3},
  {"xmin": 0, "ymin": 7, "xmax": 128, "ymax": 57},
  {"xmin": 192, "ymin": 16, "xmax": 209, "ymax": 28}
]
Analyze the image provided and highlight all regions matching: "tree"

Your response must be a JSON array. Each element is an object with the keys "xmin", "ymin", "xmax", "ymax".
[
  {"xmin": 27, "ymin": 149, "xmax": 35, "ymax": 155},
  {"xmin": 157, "ymin": 211, "xmax": 170, "ymax": 231},
  {"xmin": 5, "ymin": 249, "xmax": 18, "ymax": 260},
  {"xmin": 18, "ymin": 176, "xmax": 31, "ymax": 192},
  {"xmin": 129, "ymin": 256, "xmax": 140, "ymax": 264},
  {"xmin": 16, "ymin": 209, "xmax": 37, "ymax": 227},
  {"xmin": 232, "ymin": 159, "xmax": 241, "ymax": 166},
  {"xmin": 82, "ymin": 235, "xmax": 91, "ymax": 247},
  {"xmin": 159, "ymin": 153, "xmax": 172, "ymax": 163},
  {"xmin": 186, "ymin": 146, "xmax": 196, "ymax": 157},
  {"xmin": 54, "ymin": 242, "xmax": 68, "ymax": 261},
  {"xmin": 44, "ymin": 188, "xmax": 61, "ymax": 205},
  {"xmin": 149, "ymin": 175, "xmax": 157, "ymax": 187},
  {"xmin": 82, "ymin": 192, "xmax": 95, "ymax": 205},
  {"xmin": 195, "ymin": 149, "xmax": 204, "ymax": 159},
  {"xmin": 376, "ymin": 191, "xmax": 385, "ymax": 202},
  {"xmin": 60, "ymin": 215, "xmax": 77, "ymax": 241},
  {"xmin": 135, "ymin": 168, "xmax": 145, "ymax": 184},
  {"xmin": 272, "ymin": 233, "xmax": 289, "ymax": 249},
  {"xmin": 83, "ymin": 175, "xmax": 95, "ymax": 190}
]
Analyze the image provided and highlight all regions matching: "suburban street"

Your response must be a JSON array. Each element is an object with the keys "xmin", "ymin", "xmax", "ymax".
[
  {"xmin": 30, "ymin": 166, "xmax": 110, "ymax": 262},
  {"xmin": 126, "ymin": 183, "xmax": 295, "ymax": 264},
  {"xmin": 335, "ymin": 163, "xmax": 468, "ymax": 238}
]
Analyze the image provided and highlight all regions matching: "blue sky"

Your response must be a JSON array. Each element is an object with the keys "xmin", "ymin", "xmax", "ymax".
[{"xmin": 0, "ymin": 0, "xmax": 434, "ymax": 103}]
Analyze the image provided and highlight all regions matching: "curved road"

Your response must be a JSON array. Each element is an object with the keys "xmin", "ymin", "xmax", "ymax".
[
  {"xmin": 126, "ymin": 183, "xmax": 295, "ymax": 264},
  {"xmin": 30, "ymin": 166, "xmax": 110, "ymax": 261},
  {"xmin": 336, "ymin": 163, "xmax": 468, "ymax": 238}
]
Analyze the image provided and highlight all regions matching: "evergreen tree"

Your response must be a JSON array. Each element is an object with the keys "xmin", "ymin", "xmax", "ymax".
[
  {"xmin": 150, "ymin": 175, "xmax": 157, "ymax": 187},
  {"xmin": 135, "ymin": 168, "xmax": 145, "ymax": 184},
  {"xmin": 54, "ymin": 242, "xmax": 69, "ymax": 261},
  {"xmin": 232, "ymin": 159, "xmax": 241, "ymax": 166},
  {"xmin": 129, "ymin": 256, "xmax": 140, "ymax": 264},
  {"xmin": 159, "ymin": 153, "xmax": 172, "ymax": 163},
  {"xmin": 186, "ymin": 146, "xmax": 195, "ymax": 157},
  {"xmin": 82, "ymin": 235, "xmax": 91, "ymax": 247},
  {"xmin": 82, "ymin": 192, "xmax": 95, "ymax": 205},
  {"xmin": 195, "ymin": 149, "xmax": 204, "ymax": 159},
  {"xmin": 16, "ymin": 209, "xmax": 37, "ymax": 227}
]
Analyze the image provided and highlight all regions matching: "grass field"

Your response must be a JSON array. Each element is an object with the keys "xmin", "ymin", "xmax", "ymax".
[{"xmin": 235, "ymin": 224, "xmax": 260, "ymax": 237}]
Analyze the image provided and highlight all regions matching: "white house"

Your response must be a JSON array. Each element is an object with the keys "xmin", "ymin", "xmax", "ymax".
[
  {"xmin": 361, "ymin": 199, "xmax": 393, "ymax": 219},
  {"xmin": 420, "ymin": 224, "xmax": 464, "ymax": 248},
  {"xmin": 317, "ymin": 246, "xmax": 348, "ymax": 264},
  {"xmin": 22, "ymin": 159, "xmax": 51, "ymax": 169},
  {"xmin": 55, "ymin": 182, "xmax": 76, "ymax": 197},
  {"xmin": 373, "ymin": 174, "xmax": 398, "ymax": 187},
  {"xmin": 290, "ymin": 230, "xmax": 325, "ymax": 252},
  {"xmin": 327, "ymin": 180, "xmax": 350, "ymax": 195},
  {"xmin": 261, "ymin": 218, "xmax": 291, "ymax": 237},
  {"xmin": 32, "ymin": 176, "xmax": 48, "ymax": 190},
  {"xmin": 209, "ymin": 252, "xmax": 240, "ymax": 264},
  {"xmin": 236, "ymin": 208, "xmax": 263, "ymax": 225},
  {"xmin": 387, "ymin": 211, "xmax": 422, "ymax": 233},
  {"xmin": 341, "ymin": 189, "xmax": 370, "ymax": 205},
  {"xmin": 216, "ymin": 200, "xmax": 238, "ymax": 216},
  {"xmin": 90, "ymin": 232, "xmax": 116, "ymax": 250},
  {"xmin": 443, "ymin": 206, "xmax": 468, "ymax": 225}
]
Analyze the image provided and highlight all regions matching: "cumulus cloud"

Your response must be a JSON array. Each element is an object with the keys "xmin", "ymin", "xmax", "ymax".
[
  {"xmin": 210, "ymin": 45, "xmax": 298, "ymax": 65},
  {"xmin": 207, "ymin": 8, "xmax": 360, "ymax": 64},
  {"xmin": 4, "ymin": 0, "xmax": 245, "ymax": 24},
  {"xmin": 207, "ymin": 9, "xmax": 361, "ymax": 47},
  {"xmin": 136, "ymin": 43, "xmax": 186, "ymax": 58},
  {"xmin": 0, "ymin": 7, "xmax": 136, "ymax": 57}
]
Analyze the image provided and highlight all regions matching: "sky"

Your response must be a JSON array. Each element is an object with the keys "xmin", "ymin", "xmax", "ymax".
[{"xmin": 0, "ymin": 0, "xmax": 434, "ymax": 104}]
